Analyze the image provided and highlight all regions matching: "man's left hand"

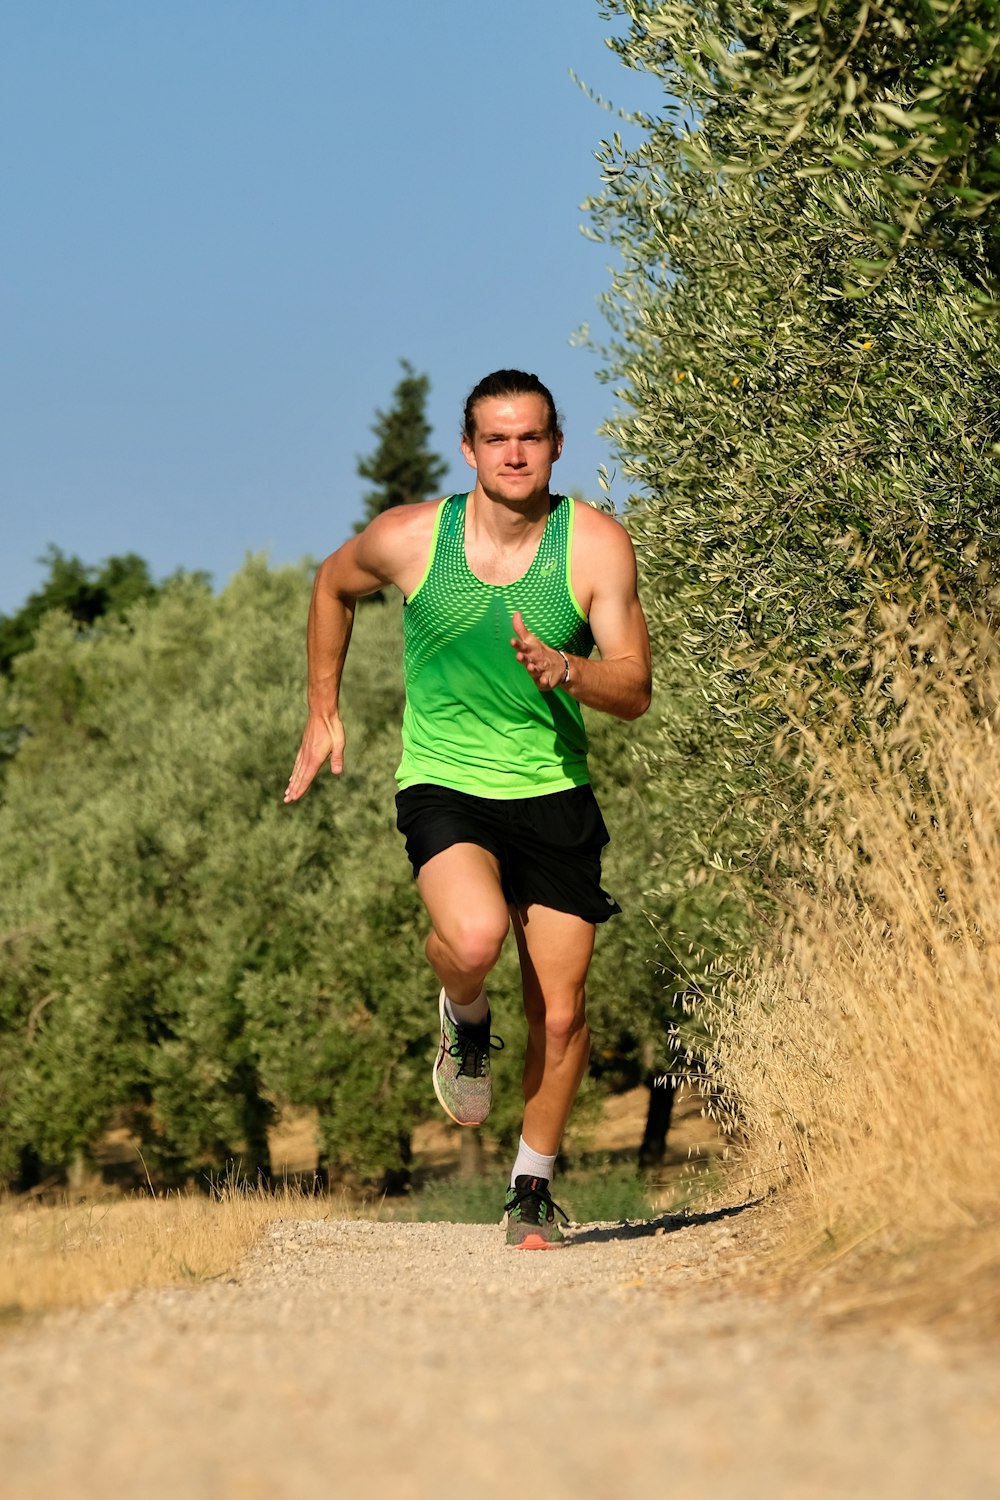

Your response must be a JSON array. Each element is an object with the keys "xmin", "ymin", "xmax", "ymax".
[{"xmin": 511, "ymin": 611, "xmax": 566, "ymax": 692}]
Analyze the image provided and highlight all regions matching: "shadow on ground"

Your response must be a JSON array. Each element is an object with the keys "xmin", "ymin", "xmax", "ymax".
[{"xmin": 565, "ymin": 1198, "xmax": 761, "ymax": 1247}]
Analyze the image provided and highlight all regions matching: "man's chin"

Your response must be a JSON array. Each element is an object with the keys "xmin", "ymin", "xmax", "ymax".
[{"xmin": 489, "ymin": 477, "xmax": 550, "ymax": 502}]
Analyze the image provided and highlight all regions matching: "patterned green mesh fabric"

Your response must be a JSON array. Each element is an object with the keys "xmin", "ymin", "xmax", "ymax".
[{"xmin": 397, "ymin": 493, "xmax": 595, "ymax": 798}]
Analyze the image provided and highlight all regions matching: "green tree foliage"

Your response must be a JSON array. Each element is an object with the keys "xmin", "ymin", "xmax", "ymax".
[
  {"xmin": 683, "ymin": 0, "xmax": 1000, "ymax": 281},
  {"xmin": 356, "ymin": 359, "xmax": 448, "ymax": 527},
  {"xmin": 587, "ymin": 0, "xmax": 1000, "ymax": 954},
  {"xmin": 0, "ymin": 546, "xmax": 165, "ymax": 674},
  {"xmin": 0, "ymin": 565, "xmax": 429, "ymax": 1188},
  {"xmin": 0, "ymin": 548, "xmax": 196, "ymax": 792},
  {"xmin": 584, "ymin": 701, "xmax": 693, "ymax": 1088}
]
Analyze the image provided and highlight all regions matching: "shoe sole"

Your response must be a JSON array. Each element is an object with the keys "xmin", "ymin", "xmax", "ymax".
[
  {"xmin": 432, "ymin": 987, "xmax": 482, "ymax": 1128},
  {"xmin": 503, "ymin": 1212, "xmax": 566, "ymax": 1250}
]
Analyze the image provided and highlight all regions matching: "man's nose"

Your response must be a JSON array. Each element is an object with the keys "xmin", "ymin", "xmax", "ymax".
[{"xmin": 504, "ymin": 441, "xmax": 526, "ymax": 465}]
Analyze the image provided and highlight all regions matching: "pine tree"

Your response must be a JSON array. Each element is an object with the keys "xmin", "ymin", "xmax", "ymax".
[{"xmin": 356, "ymin": 360, "xmax": 447, "ymax": 528}]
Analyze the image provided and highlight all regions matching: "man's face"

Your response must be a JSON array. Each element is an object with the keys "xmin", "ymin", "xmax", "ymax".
[{"xmin": 461, "ymin": 393, "xmax": 563, "ymax": 503}]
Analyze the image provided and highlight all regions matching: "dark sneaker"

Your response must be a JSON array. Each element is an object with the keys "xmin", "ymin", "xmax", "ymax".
[
  {"xmin": 432, "ymin": 988, "xmax": 503, "ymax": 1126},
  {"xmin": 504, "ymin": 1175, "xmax": 569, "ymax": 1249}
]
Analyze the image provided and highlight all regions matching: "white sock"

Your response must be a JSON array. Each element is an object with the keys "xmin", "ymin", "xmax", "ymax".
[
  {"xmin": 510, "ymin": 1136, "xmax": 557, "ymax": 1189},
  {"xmin": 444, "ymin": 988, "xmax": 488, "ymax": 1026}
]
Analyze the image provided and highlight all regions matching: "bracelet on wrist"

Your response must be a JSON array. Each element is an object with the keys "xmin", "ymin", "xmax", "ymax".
[{"xmin": 556, "ymin": 649, "xmax": 571, "ymax": 685}]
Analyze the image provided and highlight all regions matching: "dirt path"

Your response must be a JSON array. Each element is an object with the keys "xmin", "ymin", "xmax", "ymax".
[{"xmin": 1, "ymin": 1205, "xmax": 998, "ymax": 1500}]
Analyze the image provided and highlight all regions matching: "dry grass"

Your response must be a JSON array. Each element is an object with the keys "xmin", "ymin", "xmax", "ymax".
[
  {"xmin": 0, "ymin": 1181, "xmax": 348, "ymax": 1320},
  {"xmin": 709, "ymin": 594, "xmax": 1000, "ymax": 1329}
]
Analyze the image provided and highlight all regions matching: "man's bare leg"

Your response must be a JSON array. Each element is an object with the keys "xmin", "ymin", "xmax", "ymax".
[
  {"xmin": 510, "ymin": 904, "xmax": 595, "ymax": 1155},
  {"xmin": 502, "ymin": 905, "xmax": 594, "ymax": 1246},
  {"xmin": 416, "ymin": 843, "xmax": 510, "ymax": 1005},
  {"xmin": 417, "ymin": 843, "xmax": 510, "ymax": 1127}
]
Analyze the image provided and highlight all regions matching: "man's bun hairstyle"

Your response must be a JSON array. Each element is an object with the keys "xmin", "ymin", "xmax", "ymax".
[{"xmin": 463, "ymin": 370, "xmax": 562, "ymax": 442}]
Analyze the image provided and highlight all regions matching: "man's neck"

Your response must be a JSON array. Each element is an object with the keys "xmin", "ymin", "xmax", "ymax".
[{"xmin": 466, "ymin": 483, "xmax": 553, "ymax": 550}]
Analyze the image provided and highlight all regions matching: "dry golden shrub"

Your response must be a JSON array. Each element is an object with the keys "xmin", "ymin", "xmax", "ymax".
[{"xmin": 710, "ymin": 594, "xmax": 1000, "ymax": 1314}]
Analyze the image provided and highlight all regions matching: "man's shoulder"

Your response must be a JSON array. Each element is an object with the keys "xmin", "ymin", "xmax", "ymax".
[
  {"xmin": 567, "ymin": 498, "xmax": 636, "ymax": 551},
  {"xmin": 362, "ymin": 497, "xmax": 446, "ymax": 551},
  {"xmin": 356, "ymin": 498, "xmax": 452, "ymax": 593},
  {"xmin": 565, "ymin": 499, "xmax": 639, "ymax": 609},
  {"xmin": 371, "ymin": 496, "xmax": 447, "ymax": 532}
]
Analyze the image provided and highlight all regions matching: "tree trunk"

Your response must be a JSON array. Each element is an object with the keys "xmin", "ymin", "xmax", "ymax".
[
  {"xmin": 458, "ymin": 1130, "xmax": 484, "ymax": 1180},
  {"xmin": 638, "ymin": 1074, "xmax": 676, "ymax": 1172}
]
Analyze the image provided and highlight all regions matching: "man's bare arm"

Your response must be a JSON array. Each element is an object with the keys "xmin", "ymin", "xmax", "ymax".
[
  {"xmin": 510, "ymin": 509, "xmax": 651, "ymax": 721},
  {"xmin": 284, "ymin": 506, "xmax": 432, "ymax": 802}
]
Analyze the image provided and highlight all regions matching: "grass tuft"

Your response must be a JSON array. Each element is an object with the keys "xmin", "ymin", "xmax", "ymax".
[{"xmin": 384, "ymin": 1165, "xmax": 660, "ymax": 1226}]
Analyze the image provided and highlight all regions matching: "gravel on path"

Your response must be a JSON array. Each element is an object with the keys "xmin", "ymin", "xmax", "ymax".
[{"xmin": 1, "ymin": 1207, "xmax": 998, "ymax": 1500}]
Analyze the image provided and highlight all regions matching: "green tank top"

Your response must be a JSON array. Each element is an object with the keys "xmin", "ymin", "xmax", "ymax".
[{"xmin": 396, "ymin": 493, "xmax": 595, "ymax": 798}]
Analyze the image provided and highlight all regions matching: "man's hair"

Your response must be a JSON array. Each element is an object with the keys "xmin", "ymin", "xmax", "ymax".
[{"xmin": 462, "ymin": 370, "xmax": 562, "ymax": 442}]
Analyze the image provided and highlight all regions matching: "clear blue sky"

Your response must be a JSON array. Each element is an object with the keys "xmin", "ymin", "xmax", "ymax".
[{"xmin": 1, "ymin": 1, "xmax": 662, "ymax": 614}]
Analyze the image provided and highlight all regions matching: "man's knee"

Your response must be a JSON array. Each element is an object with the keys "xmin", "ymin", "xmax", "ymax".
[
  {"xmin": 433, "ymin": 915, "xmax": 508, "ymax": 977},
  {"xmin": 527, "ymin": 993, "xmax": 589, "ymax": 1050}
]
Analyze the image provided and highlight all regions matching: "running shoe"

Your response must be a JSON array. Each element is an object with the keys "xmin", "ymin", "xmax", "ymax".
[
  {"xmin": 504, "ymin": 1175, "xmax": 569, "ymax": 1249},
  {"xmin": 432, "ymin": 988, "xmax": 503, "ymax": 1126}
]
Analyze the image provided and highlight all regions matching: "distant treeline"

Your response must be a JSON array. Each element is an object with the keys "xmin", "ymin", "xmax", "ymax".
[{"xmin": 0, "ymin": 560, "xmax": 680, "ymax": 1190}]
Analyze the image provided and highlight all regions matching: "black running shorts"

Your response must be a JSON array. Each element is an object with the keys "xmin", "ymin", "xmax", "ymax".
[{"xmin": 394, "ymin": 782, "xmax": 621, "ymax": 924}]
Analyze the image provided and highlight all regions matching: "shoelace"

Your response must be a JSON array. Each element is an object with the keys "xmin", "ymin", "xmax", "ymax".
[
  {"xmin": 447, "ymin": 1022, "xmax": 505, "ymax": 1078},
  {"xmin": 504, "ymin": 1178, "xmax": 569, "ymax": 1227}
]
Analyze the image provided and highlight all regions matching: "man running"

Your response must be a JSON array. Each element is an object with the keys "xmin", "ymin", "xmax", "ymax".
[{"xmin": 284, "ymin": 369, "xmax": 651, "ymax": 1247}]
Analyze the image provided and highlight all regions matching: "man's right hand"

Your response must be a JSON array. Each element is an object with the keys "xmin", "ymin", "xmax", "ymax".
[{"xmin": 284, "ymin": 710, "xmax": 346, "ymax": 802}]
